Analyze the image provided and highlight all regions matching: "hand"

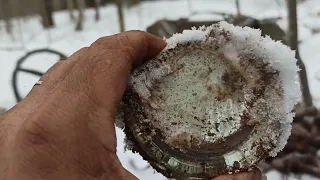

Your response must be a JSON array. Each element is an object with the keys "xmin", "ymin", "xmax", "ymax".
[
  {"xmin": 0, "ymin": 30, "xmax": 262, "ymax": 180},
  {"xmin": 212, "ymin": 168, "xmax": 263, "ymax": 180}
]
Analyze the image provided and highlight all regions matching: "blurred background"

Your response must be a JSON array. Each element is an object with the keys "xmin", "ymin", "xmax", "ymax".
[{"xmin": 0, "ymin": 0, "xmax": 320, "ymax": 179}]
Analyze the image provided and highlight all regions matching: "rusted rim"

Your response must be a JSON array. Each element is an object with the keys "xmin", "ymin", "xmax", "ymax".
[{"xmin": 118, "ymin": 22, "xmax": 300, "ymax": 179}]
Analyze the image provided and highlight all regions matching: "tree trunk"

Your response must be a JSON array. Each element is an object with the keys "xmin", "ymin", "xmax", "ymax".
[
  {"xmin": 235, "ymin": 0, "xmax": 241, "ymax": 16},
  {"xmin": 67, "ymin": 0, "xmax": 76, "ymax": 21},
  {"xmin": 287, "ymin": 0, "xmax": 313, "ymax": 107},
  {"xmin": 45, "ymin": 0, "xmax": 55, "ymax": 27},
  {"xmin": 2, "ymin": 0, "xmax": 13, "ymax": 34},
  {"xmin": 41, "ymin": 0, "xmax": 55, "ymax": 28},
  {"xmin": 116, "ymin": 0, "xmax": 125, "ymax": 32},
  {"xmin": 53, "ymin": 0, "xmax": 61, "ymax": 11},
  {"xmin": 40, "ymin": 1, "xmax": 49, "ymax": 28},
  {"xmin": 75, "ymin": 0, "xmax": 85, "ymax": 31},
  {"xmin": 94, "ymin": 0, "xmax": 101, "ymax": 21}
]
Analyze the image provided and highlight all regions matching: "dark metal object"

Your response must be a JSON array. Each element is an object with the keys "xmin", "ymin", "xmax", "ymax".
[
  {"xmin": 146, "ymin": 16, "xmax": 286, "ymax": 43},
  {"xmin": 121, "ymin": 24, "xmax": 287, "ymax": 179}
]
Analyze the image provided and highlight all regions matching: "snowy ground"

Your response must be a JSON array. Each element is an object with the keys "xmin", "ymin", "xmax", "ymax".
[{"xmin": 1, "ymin": 0, "xmax": 320, "ymax": 179}]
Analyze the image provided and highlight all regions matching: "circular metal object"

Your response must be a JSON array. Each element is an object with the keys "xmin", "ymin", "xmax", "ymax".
[{"xmin": 118, "ymin": 22, "xmax": 300, "ymax": 179}]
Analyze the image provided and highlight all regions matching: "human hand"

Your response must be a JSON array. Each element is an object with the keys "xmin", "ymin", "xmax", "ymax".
[
  {"xmin": 212, "ymin": 168, "xmax": 263, "ymax": 180},
  {"xmin": 0, "ymin": 30, "xmax": 262, "ymax": 180},
  {"xmin": 0, "ymin": 30, "xmax": 166, "ymax": 180}
]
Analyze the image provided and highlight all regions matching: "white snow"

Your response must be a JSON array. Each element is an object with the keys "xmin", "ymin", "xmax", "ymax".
[
  {"xmin": 1, "ymin": 0, "xmax": 320, "ymax": 180},
  {"xmin": 165, "ymin": 28, "xmax": 207, "ymax": 49},
  {"xmin": 215, "ymin": 22, "xmax": 301, "ymax": 156}
]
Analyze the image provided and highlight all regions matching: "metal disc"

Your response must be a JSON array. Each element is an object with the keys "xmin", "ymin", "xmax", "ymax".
[{"xmin": 118, "ymin": 22, "xmax": 300, "ymax": 179}]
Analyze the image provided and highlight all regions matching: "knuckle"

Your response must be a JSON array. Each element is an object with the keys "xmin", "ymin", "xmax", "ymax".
[
  {"xmin": 126, "ymin": 30, "xmax": 148, "ymax": 45},
  {"xmin": 44, "ymin": 60, "xmax": 65, "ymax": 74},
  {"xmin": 119, "ymin": 31, "xmax": 147, "ymax": 60},
  {"xmin": 126, "ymin": 30, "xmax": 145, "ymax": 35},
  {"xmin": 77, "ymin": 47, "xmax": 89, "ymax": 55},
  {"xmin": 92, "ymin": 36, "xmax": 108, "ymax": 46}
]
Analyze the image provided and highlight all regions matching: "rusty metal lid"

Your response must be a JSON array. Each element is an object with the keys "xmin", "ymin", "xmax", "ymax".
[{"xmin": 117, "ymin": 21, "xmax": 301, "ymax": 179}]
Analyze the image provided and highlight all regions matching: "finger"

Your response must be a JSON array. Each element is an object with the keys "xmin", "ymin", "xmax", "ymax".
[
  {"xmin": 91, "ymin": 30, "xmax": 167, "ymax": 67},
  {"xmin": 213, "ymin": 168, "xmax": 262, "ymax": 180},
  {"xmin": 77, "ymin": 31, "xmax": 166, "ymax": 110}
]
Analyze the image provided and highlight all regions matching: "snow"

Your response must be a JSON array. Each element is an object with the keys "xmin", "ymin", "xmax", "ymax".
[
  {"xmin": 165, "ymin": 28, "xmax": 207, "ymax": 49},
  {"xmin": 217, "ymin": 22, "xmax": 301, "ymax": 157},
  {"xmin": 0, "ymin": 0, "xmax": 320, "ymax": 180}
]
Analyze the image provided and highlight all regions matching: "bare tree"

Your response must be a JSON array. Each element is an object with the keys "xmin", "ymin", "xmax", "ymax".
[
  {"xmin": 235, "ymin": 0, "xmax": 241, "ymax": 16},
  {"xmin": 116, "ymin": 0, "xmax": 125, "ymax": 32},
  {"xmin": 287, "ymin": 0, "xmax": 313, "ymax": 107},
  {"xmin": 53, "ymin": 0, "xmax": 61, "ymax": 11},
  {"xmin": 41, "ymin": 0, "xmax": 55, "ymax": 28},
  {"xmin": 67, "ymin": 0, "xmax": 76, "ymax": 21},
  {"xmin": 2, "ymin": 0, "xmax": 13, "ymax": 34},
  {"xmin": 75, "ymin": 0, "xmax": 85, "ymax": 31},
  {"xmin": 94, "ymin": 0, "xmax": 101, "ymax": 21}
]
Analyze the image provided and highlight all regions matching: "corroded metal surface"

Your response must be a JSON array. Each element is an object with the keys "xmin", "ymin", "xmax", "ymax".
[{"xmin": 119, "ymin": 22, "xmax": 299, "ymax": 179}]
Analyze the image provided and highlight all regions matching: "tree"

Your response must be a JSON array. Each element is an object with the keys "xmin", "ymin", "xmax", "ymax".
[
  {"xmin": 67, "ymin": 0, "xmax": 76, "ymax": 21},
  {"xmin": 75, "ymin": 0, "xmax": 85, "ymax": 31},
  {"xmin": 53, "ymin": 0, "xmax": 61, "ymax": 11},
  {"xmin": 2, "ymin": 0, "xmax": 13, "ymax": 34},
  {"xmin": 40, "ymin": 0, "xmax": 55, "ymax": 28},
  {"xmin": 235, "ymin": 0, "xmax": 241, "ymax": 16},
  {"xmin": 94, "ymin": 0, "xmax": 101, "ymax": 21},
  {"xmin": 46, "ymin": 0, "xmax": 55, "ymax": 27},
  {"xmin": 287, "ymin": 0, "xmax": 313, "ymax": 107},
  {"xmin": 116, "ymin": 0, "xmax": 125, "ymax": 32}
]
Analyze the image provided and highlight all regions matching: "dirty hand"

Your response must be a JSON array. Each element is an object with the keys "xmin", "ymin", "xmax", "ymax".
[{"xmin": 0, "ymin": 31, "xmax": 262, "ymax": 180}]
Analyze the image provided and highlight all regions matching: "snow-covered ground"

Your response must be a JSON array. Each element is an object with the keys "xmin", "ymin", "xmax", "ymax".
[{"xmin": 0, "ymin": 0, "xmax": 320, "ymax": 179}]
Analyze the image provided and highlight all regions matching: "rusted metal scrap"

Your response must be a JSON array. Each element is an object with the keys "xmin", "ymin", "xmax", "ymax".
[
  {"xmin": 144, "ymin": 15, "xmax": 320, "ymax": 179},
  {"xmin": 119, "ymin": 21, "xmax": 300, "ymax": 179}
]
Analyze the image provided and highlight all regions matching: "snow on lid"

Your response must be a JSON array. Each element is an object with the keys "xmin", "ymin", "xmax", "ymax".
[
  {"xmin": 164, "ymin": 27, "xmax": 207, "ymax": 50},
  {"xmin": 159, "ymin": 21, "xmax": 301, "ymax": 157}
]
